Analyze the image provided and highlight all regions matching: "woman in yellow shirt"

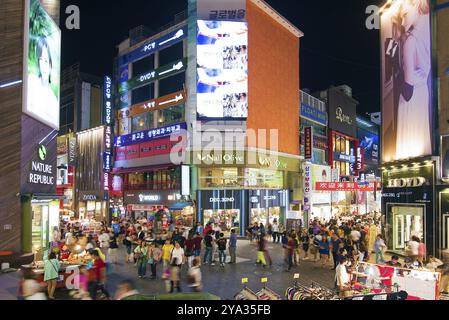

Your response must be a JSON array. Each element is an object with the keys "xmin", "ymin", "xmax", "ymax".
[{"xmin": 162, "ymin": 240, "xmax": 174, "ymax": 275}]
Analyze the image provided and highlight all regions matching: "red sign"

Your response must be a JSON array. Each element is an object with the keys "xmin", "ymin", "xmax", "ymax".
[
  {"xmin": 126, "ymin": 145, "xmax": 140, "ymax": 160},
  {"xmin": 304, "ymin": 126, "xmax": 313, "ymax": 160},
  {"xmin": 315, "ymin": 182, "xmax": 378, "ymax": 191}
]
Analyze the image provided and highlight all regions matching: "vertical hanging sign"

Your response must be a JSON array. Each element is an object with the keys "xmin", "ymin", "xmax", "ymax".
[
  {"xmin": 103, "ymin": 76, "xmax": 113, "ymax": 174},
  {"xmin": 304, "ymin": 126, "xmax": 313, "ymax": 160}
]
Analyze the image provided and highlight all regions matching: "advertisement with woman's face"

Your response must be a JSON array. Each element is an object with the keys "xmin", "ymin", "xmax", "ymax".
[
  {"xmin": 381, "ymin": 0, "xmax": 432, "ymax": 162},
  {"xmin": 24, "ymin": 0, "xmax": 61, "ymax": 130}
]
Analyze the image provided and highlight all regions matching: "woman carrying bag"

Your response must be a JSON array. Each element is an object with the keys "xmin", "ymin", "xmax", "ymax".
[{"xmin": 44, "ymin": 251, "xmax": 60, "ymax": 300}]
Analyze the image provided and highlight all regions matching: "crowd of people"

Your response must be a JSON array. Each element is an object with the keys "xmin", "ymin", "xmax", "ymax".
[{"xmin": 18, "ymin": 213, "xmax": 449, "ymax": 300}]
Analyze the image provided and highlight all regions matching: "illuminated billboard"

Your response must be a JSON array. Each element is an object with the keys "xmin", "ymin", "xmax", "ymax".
[
  {"xmin": 197, "ymin": 20, "xmax": 248, "ymax": 119},
  {"xmin": 23, "ymin": 0, "xmax": 61, "ymax": 130},
  {"xmin": 381, "ymin": 0, "xmax": 432, "ymax": 162}
]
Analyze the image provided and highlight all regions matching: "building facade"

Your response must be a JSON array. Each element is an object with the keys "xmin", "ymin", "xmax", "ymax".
[{"xmin": 112, "ymin": 0, "xmax": 303, "ymax": 235}]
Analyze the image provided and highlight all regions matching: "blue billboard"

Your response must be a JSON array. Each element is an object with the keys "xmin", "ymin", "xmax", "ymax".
[{"xmin": 358, "ymin": 128, "xmax": 379, "ymax": 164}]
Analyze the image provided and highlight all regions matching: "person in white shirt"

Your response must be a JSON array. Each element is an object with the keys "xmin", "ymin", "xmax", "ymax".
[
  {"xmin": 407, "ymin": 236, "xmax": 420, "ymax": 261},
  {"xmin": 350, "ymin": 229, "xmax": 361, "ymax": 243},
  {"xmin": 187, "ymin": 257, "xmax": 203, "ymax": 292},
  {"xmin": 272, "ymin": 220, "xmax": 280, "ymax": 243},
  {"xmin": 170, "ymin": 241, "xmax": 185, "ymax": 266},
  {"xmin": 335, "ymin": 257, "xmax": 352, "ymax": 297},
  {"xmin": 98, "ymin": 230, "xmax": 110, "ymax": 258},
  {"xmin": 65, "ymin": 229, "xmax": 74, "ymax": 246}
]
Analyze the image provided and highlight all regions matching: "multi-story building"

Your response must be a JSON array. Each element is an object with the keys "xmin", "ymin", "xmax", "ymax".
[
  {"xmin": 380, "ymin": 0, "xmax": 446, "ymax": 258},
  {"xmin": 112, "ymin": 0, "xmax": 303, "ymax": 235}
]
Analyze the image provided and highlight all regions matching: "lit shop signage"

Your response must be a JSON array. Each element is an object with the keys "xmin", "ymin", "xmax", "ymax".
[
  {"xmin": 304, "ymin": 126, "xmax": 313, "ymax": 160},
  {"xmin": 29, "ymin": 161, "xmax": 54, "ymax": 185},
  {"xmin": 82, "ymin": 195, "xmax": 97, "ymax": 201},
  {"xmin": 104, "ymin": 173, "xmax": 109, "ymax": 191},
  {"xmin": 197, "ymin": 152, "xmax": 244, "ymax": 164},
  {"xmin": 356, "ymin": 147, "xmax": 364, "ymax": 173},
  {"xmin": 315, "ymin": 182, "xmax": 377, "ymax": 192},
  {"xmin": 303, "ymin": 163, "xmax": 312, "ymax": 212},
  {"xmin": 114, "ymin": 122, "xmax": 187, "ymax": 148},
  {"xmin": 197, "ymin": 0, "xmax": 246, "ymax": 21},
  {"xmin": 138, "ymin": 194, "xmax": 161, "ymax": 203},
  {"xmin": 118, "ymin": 26, "xmax": 187, "ymax": 67},
  {"xmin": 117, "ymin": 90, "xmax": 186, "ymax": 119},
  {"xmin": 104, "ymin": 76, "xmax": 113, "ymax": 125},
  {"xmin": 300, "ymin": 103, "xmax": 327, "ymax": 126},
  {"xmin": 68, "ymin": 137, "xmax": 77, "ymax": 165},
  {"xmin": 103, "ymin": 75, "xmax": 113, "ymax": 173},
  {"xmin": 335, "ymin": 107, "xmax": 352, "ymax": 125},
  {"xmin": 334, "ymin": 153, "xmax": 356, "ymax": 163},
  {"xmin": 209, "ymin": 197, "xmax": 235, "ymax": 203},
  {"xmin": 197, "ymin": 20, "xmax": 248, "ymax": 119},
  {"xmin": 258, "ymin": 156, "xmax": 287, "ymax": 169},
  {"xmin": 387, "ymin": 177, "xmax": 427, "ymax": 188},
  {"xmin": 119, "ymin": 58, "xmax": 187, "ymax": 93},
  {"xmin": 358, "ymin": 128, "xmax": 379, "ymax": 164}
]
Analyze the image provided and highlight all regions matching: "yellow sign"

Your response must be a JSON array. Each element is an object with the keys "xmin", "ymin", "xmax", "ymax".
[
  {"xmin": 261, "ymin": 277, "xmax": 268, "ymax": 283},
  {"xmin": 241, "ymin": 278, "xmax": 248, "ymax": 284}
]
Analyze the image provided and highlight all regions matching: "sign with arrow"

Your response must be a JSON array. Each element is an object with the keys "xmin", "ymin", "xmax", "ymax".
[
  {"xmin": 119, "ymin": 58, "xmax": 187, "ymax": 93},
  {"xmin": 117, "ymin": 90, "xmax": 187, "ymax": 119}
]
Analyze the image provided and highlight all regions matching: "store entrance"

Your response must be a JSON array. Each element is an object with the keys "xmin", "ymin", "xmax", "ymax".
[
  {"xmin": 388, "ymin": 204, "xmax": 424, "ymax": 252},
  {"xmin": 250, "ymin": 207, "xmax": 281, "ymax": 226},
  {"xmin": 31, "ymin": 200, "xmax": 60, "ymax": 258},
  {"xmin": 203, "ymin": 209, "xmax": 240, "ymax": 235}
]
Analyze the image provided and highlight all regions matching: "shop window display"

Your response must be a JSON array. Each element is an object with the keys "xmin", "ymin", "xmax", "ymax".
[
  {"xmin": 387, "ymin": 204, "xmax": 424, "ymax": 252},
  {"xmin": 203, "ymin": 209, "xmax": 240, "ymax": 234}
]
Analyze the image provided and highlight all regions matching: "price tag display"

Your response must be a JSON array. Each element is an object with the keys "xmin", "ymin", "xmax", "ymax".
[
  {"xmin": 294, "ymin": 273, "xmax": 300, "ymax": 279},
  {"xmin": 261, "ymin": 278, "xmax": 268, "ymax": 283},
  {"xmin": 241, "ymin": 278, "xmax": 248, "ymax": 284}
]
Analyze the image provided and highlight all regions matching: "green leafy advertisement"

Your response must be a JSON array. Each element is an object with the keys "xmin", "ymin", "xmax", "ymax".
[{"xmin": 28, "ymin": 0, "xmax": 60, "ymax": 98}]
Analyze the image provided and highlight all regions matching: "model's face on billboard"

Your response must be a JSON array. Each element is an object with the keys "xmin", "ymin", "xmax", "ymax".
[
  {"xmin": 401, "ymin": 1, "xmax": 419, "ymax": 32},
  {"xmin": 39, "ymin": 45, "xmax": 51, "ymax": 82}
]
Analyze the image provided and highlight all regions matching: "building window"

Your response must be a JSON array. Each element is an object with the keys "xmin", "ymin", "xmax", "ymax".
[
  {"xmin": 132, "ymin": 83, "xmax": 155, "ymax": 105},
  {"xmin": 157, "ymin": 104, "xmax": 184, "ymax": 127},
  {"xmin": 132, "ymin": 112, "xmax": 154, "ymax": 132},
  {"xmin": 159, "ymin": 72, "xmax": 185, "ymax": 96},
  {"xmin": 159, "ymin": 42, "xmax": 184, "ymax": 66},
  {"xmin": 125, "ymin": 168, "xmax": 180, "ymax": 191},
  {"xmin": 132, "ymin": 54, "xmax": 155, "ymax": 76}
]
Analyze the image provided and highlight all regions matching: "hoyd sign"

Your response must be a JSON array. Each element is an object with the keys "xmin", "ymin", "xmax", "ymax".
[{"xmin": 387, "ymin": 177, "xmax": 427, "ymax": 188}]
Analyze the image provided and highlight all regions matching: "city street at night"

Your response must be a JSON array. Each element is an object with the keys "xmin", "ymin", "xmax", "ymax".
[{"xmin": 1, "ymin": 0, "xmax": 449, "ymax": 311}]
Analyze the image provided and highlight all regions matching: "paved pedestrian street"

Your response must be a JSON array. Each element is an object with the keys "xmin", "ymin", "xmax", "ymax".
[{"xmin": 0, "ymin": 240, "xmax": 338, "ymax": 300}]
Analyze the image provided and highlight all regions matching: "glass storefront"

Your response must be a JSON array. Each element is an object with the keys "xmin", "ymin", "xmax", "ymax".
[
  {"xmin": 31, "ymin": 200, "xmax": 60, "ymax": 255},
  {"xmin": 198, "ymin": 167, "xmax": 284, "ymax": 189},
  {"xmin": 387, "ymin": 204, "xmax": 424, "ymax": 252},
  {"xmin": 158, "ymin": 104, "xmax": 184, "ymax": 128},
  {"xmin": 250, "ymin": 207, "xmax": 280, "ymax": 226},
  {"xmin": 203, "ymin": 209, "xmax": 240, "ymax": 234},
  {"xmin": 78, "ymin": 200, "xmax": 107, "ymax": 221}
]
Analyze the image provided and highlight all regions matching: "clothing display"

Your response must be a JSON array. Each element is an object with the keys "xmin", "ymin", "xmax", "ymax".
[{"xmin": 285, "ymin": 282, "xmax": 339, "ymax": 301}]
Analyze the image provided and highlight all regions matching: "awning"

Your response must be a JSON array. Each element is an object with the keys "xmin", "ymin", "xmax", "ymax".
[{"xmin": 169, "ymin": 202, "xmax": 193, "ymax": 211}]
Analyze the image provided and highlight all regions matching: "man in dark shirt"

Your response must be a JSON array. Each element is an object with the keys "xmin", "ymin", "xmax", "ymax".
[
  {"xmin": 228, "ymin": 229, "xmax": 238, "ymax": 264},
  {"xmin": 331, "ymin": 233, "xmax": 343, "ymax": 270},
  {"xmin": 217, "ymin": 233, "xmax": 227, "ymax": 267},
  {"xmin": 193, "ymin": 233, "xmax": 203, "ymax": 258},
  {"xmin": 137, "ymin": 227, "xmax": 145, "ymax": 241},
  {"xmin": 203, "ymin": 231, "xmax": 214, "ymax": 265}
]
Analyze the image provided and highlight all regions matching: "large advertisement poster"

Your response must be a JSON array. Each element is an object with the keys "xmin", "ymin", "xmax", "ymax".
[
  {"xmin": 358, "ymin": 128, "xmax": 379, "ymax": 164},
  {"xmin": 381, "ymin": 0, "xmax": 432, "ymax": 162},
  {"xmin": 197, "ymin": 20, "xmax": 248, "ymax": 119},
  {"xmin": 311, "ymin": 165, "xmax": 331, "ymax": 205},
  {"xmin": 23, "ymin": 0, "xmax": 61, "ymax": 130}
]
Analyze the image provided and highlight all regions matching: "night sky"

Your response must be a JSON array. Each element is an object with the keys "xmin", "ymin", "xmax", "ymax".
[{"xmin": 60, "ymin": 0, "xmax": 384, "ymax": 114}]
